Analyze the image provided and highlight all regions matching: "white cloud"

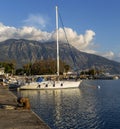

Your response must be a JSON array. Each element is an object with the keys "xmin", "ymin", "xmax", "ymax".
[
  {"xmin": 51, "ymin": 27, "xmax": 96, "ymax": 51},
  {"xmin": 102, "ymin": 51, "xmax": 120, "ymax": 62},
  {"xmin": 0, "ymin": 22, "xmax": 120, "ymax": 62},
  {"xmin": 93, "ymin": 51, "xmax": 114, "ymax": 60},
  {"xmin": 17, "ymin": 26, "xmax": 52, "ymax": 41},
  {"xmin": 0, "ymin": 23, "xmax": 96, "ymax": 50},
  {"xmin": 23, "ymin": 14, "xmax": 49, "ymax": 29},
  {"xmin": 101, "ymin": 51, "xmax": 114, "ymax": 59},
  {"xmin": 0, "ymin": 23, "xmax": 16, "ymax": 41},
  {"xmin": 0, "ymin": 23, "xmax": 52, "ymax": 42}
]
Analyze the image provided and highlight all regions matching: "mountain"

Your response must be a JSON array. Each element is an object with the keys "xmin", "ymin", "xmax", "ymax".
[{"xmin": 0, "ymin": 39, "xmax": 120, "ymax": 74}]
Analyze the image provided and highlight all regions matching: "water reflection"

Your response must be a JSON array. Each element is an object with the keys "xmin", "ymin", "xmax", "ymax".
[
  {"xmin": 18, "ymin": 84, "xmax": 100, "ymax": 129},
  {"xmin": 17, "ymin": 80, "xmax": 120, "ymax": 129}
]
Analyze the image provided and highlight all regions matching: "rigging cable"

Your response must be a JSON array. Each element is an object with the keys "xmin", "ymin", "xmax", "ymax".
[{"xmin": 58, "ymin": 11, "xmax": 80, "ymax": 73}]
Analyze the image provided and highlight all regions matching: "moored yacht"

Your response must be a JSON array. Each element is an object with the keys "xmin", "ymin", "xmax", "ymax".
[{"xmin": 18, "ymin": 6, "xmax": 82, "ymax": 90}]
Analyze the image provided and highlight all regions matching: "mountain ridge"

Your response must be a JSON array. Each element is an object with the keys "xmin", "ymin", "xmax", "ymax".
[{"xmin": 0, "ymin": 39, "xmax": 120, "ymax": 74}]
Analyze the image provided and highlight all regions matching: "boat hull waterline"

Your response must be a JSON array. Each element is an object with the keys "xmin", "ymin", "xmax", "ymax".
[{"xmin": 18, "ymin": 80, "xmax": 82, "ymax": 90}]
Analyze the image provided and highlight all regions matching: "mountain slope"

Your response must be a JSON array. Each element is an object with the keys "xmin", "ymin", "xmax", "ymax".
[{"xmin": 0, "ymin": 39, "xmax": 120, "ymax": 74}]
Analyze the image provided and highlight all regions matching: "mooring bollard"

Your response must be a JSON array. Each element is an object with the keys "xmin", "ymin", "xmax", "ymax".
[{"xmin": 17, "ymin": 97, "xmax": 31, "ymax": 110}]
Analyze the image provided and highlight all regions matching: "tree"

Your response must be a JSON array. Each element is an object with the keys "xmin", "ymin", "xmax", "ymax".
[
  {"xmin": 0, "ymin": 61, "xmax": 16, "ymax": 74},
  {"xmin": 24, "ymin": 59, "xmax": 70, "ymax": 75},
  {"xmin": 31, "ymin": 59, "xmax": 57, "ymax": 75},
  {"xmin": 16, "ymin": 68, "xmax": 24, "ymax": 75},
  {"xmin": 23, "ymin": 63, "xmax": 32, "ymax": 75},
  {"xmin": 64, "ymin": 64, "xmax": 70, "ymax": 73}
]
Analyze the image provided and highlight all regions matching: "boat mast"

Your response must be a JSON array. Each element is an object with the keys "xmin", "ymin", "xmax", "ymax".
[{"xmin": 56, "ymin": 6, "xmax": 59, "ymax": 76}]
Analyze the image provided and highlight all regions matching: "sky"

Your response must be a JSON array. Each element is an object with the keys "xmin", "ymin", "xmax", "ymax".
[{"xmin": 0, "ymin": 0, "xmax": 120, "ymax": 62}]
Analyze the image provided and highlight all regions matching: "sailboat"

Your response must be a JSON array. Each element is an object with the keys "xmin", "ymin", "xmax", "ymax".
[{"xmin": 18, "ymin": 6, "xmax": 82, "ymax": 90}]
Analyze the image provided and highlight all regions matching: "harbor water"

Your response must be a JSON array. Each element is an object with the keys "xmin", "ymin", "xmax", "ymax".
[{"xmin": 17, "ymin": 80, "xmax": 120, "ymax": 129}]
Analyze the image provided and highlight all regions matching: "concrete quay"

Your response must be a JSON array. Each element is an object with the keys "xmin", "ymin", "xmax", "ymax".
[{"xmin": 0, "ymin": 85, "xmax": 51, "ymax": 129}]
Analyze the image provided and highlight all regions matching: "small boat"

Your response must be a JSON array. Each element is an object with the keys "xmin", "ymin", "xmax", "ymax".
[
  {"xmin": 18, "ymin": 6, "xmax": 82, "ymax": 90},
  {"xmin": 8, "ymin": 77, "xmax": 23, "ymax": 89}
]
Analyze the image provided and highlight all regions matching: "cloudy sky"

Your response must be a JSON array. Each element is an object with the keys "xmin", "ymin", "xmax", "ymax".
[{"xmin": 0, "ymin": 0, "xmax": 120, "ymax": 62}]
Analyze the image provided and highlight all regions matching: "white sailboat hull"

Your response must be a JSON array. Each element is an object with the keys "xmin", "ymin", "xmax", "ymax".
[{"xmin": 18, "ymin": 80, "xmax": 82, "ymax": 90}]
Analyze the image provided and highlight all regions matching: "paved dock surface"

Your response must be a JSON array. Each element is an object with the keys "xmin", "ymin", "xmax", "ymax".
[{"xmin": 0, "ymin": 85, "xmax": 51, "ymax": 129}]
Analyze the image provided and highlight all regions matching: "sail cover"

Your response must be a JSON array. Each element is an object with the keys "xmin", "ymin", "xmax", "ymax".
[{"xmin": 36, "ymin": 77, "xmax": 44, "ymax": 82}]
